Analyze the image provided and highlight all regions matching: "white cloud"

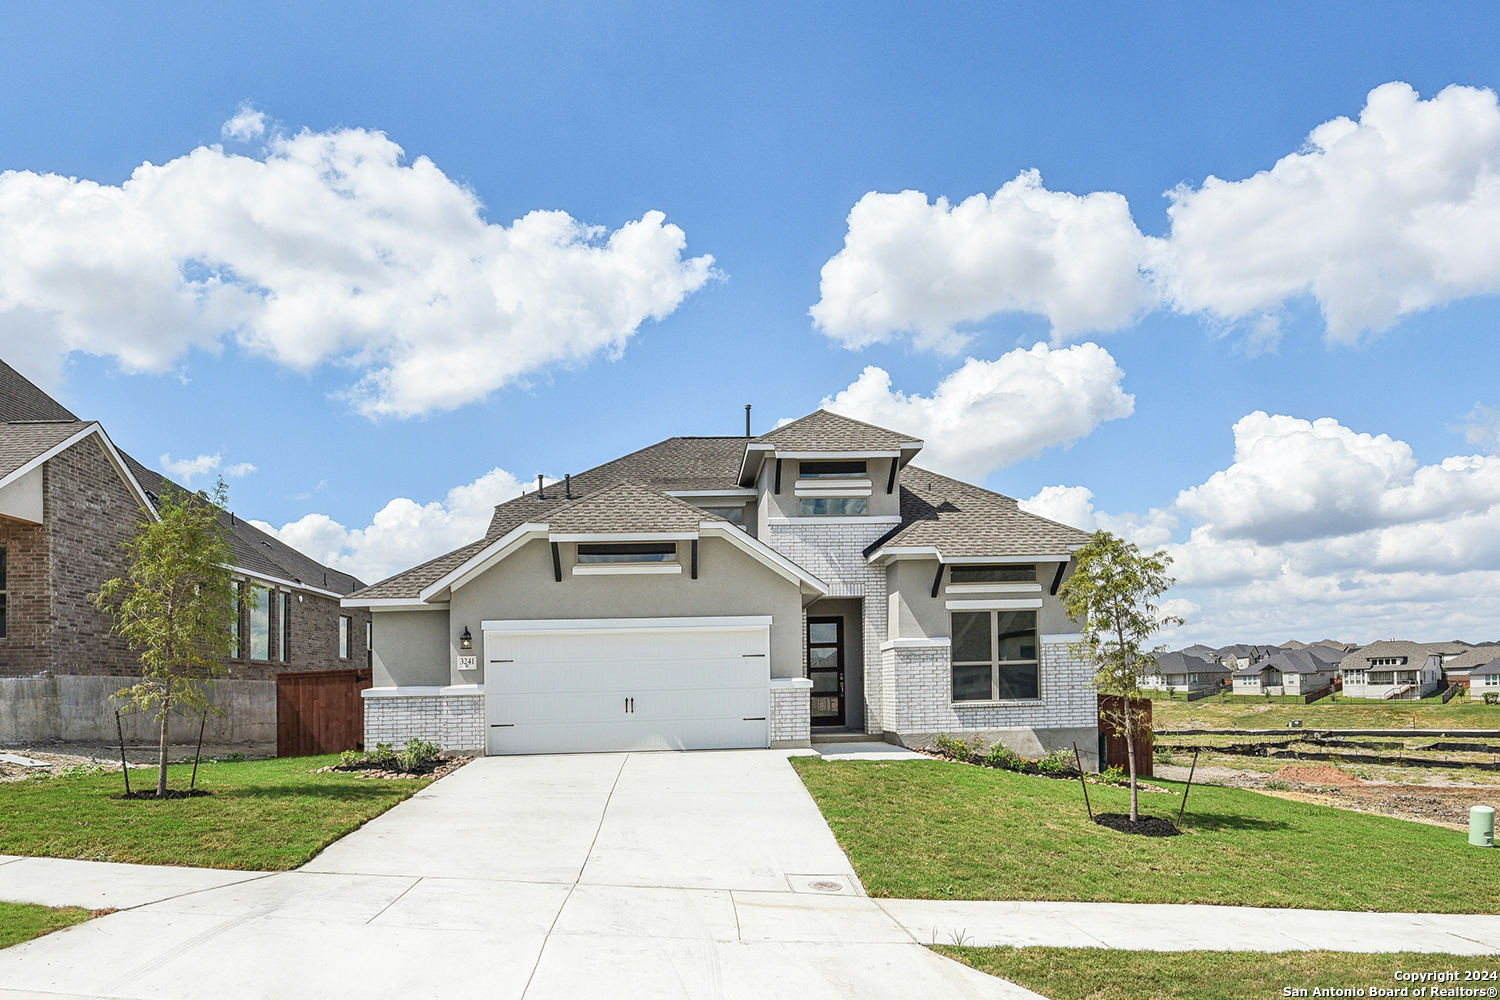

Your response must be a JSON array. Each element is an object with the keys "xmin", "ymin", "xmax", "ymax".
[
  {"xmin": 1453, "ymin": 403, "xmax": 1500, "ymax": 453},
  {"xmin": 0, "ymin": 115, "xmax": 716, "ymax": 416},
  {"xmin": 252, "ymin": 466, "xmax": 532, "ymax": 584},
  {"xmin": 1030, "ymin": 412, "xmax": 1500, "ymax": 644},
  {"xmin": 1018, "ymin": 485, "xmax": 1098, "ymax": 532},
  {"xmin": 811, "ymin": 172, "xmax": 1157, "ymax": 351},
  {"xmin": 812, "ymin": 83, "xmax": 1500, "ymax": 352},
  {"xmin": 159, "ymin": 452, "xmax": 256, "ymax": 486},
  {"xmin": 1161, "ymin": 82, "xmax": 1500, "ymax": 344},
  {"xmin": 221, "ymin": 103, "xmax": 267, "ymax": 142},
  {"xmin": 819, "ymin": 342, "xmax": 1134, "ymax": 481}
]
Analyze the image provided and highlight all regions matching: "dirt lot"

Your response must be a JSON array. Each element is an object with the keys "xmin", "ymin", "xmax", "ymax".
[
  {"xmin": 1157, "ymin": 760, "xmax": 1499, "ymax": 829},
  {"xmin": 0, "ymin": 741, "xmax": 275, "ymax": 782}
]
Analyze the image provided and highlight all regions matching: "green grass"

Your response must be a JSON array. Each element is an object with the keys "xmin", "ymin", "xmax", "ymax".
[
  {"xmin": 934, "ymin": 947, "xmax": 1498, "ymax": 1000},
  {"xmin": 0, "ymin": 901, "xmax": 91, "ymax": 950},
  {"xmin": 1152, "ymin": 695, "xmax": 1498, "ymax": 730},
  {"xmin": 789, "ymin": 758, "xmax": 1499, "ymax": 912},
  {"xmin": 0, "ymin": 756, "xmax": 429, "ymax": 870}
]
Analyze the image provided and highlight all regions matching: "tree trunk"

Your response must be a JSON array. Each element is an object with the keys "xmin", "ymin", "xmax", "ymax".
[
  {"xmin": 156, "ymin": 694, "xmax": 171, "ymax": 797},
  {"xmin": 1126, "ymin": 701, "xmax": 1139, "ymax": 822}
]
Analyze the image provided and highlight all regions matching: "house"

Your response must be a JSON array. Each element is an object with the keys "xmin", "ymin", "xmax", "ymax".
[
  {"xmin": 1438, "ymin": 647, "xmax": 1500, "ymax": 692},
  {"xmin": 1468, "ymin": 655, "xmax": 1500, "ymax": 701},
  {"xmin": 1231, "ymin": 647, "xmax": 1341, "ymax": 697},
  {"xmin": 1216, "ymin": 643, "xmax": 1275, "ymax": 670},
  {"xmin": 1338, "ymin": 640, "xmax": 1444, "ymax": 700},
  {"xmin": 0, "ymin": 360, "xmax": 368, "ymax": 745},
  {"xmin": 1141, "ymin": 650, "xmax": 1231, "ymax": 693},
  {"xmin": 342, "ymin": 410, "xmax": 1099, "ymax": 760}
]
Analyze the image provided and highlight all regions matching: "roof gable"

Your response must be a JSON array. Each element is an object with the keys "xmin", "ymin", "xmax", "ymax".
[
  {"xmin": 755, "ymin": 409, "xmax": 919, "ymax": 452},
  {"xmin": 546, "ymin": 483, "xmax": 727, "ymax": 535},
  {"xmin": 0, "ymin": 360, "xmax": 77, "ymax": 422}
]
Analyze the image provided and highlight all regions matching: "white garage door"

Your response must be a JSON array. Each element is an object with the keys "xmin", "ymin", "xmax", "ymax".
[{"xmin": 484, "ymin": 616, "xmax": 771, "ymax": 755}]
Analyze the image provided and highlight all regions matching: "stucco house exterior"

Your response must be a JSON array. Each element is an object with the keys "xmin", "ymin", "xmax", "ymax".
[
  {"xmin": 343, "ymin": 410, "xmax": 1099, "ymax": 761},
  {"xmin": 1338, "ymin": 640, "xmax": 1444, "ymax": 700},
  {"xmin": 0, "ymin": 360, "xmax": 368, "ymax": 744}
]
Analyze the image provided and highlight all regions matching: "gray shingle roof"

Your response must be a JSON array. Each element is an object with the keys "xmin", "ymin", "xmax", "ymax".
[
  {"xmin": 1259, "ymin": 648, "xmax": 1342, "ymax": 675},
  {"xmin": 0, "ymin": 360, "xmax": 78, "ymax": 422},
  {"xmin": 1338, "ymin": 640, "xmax": 1435, "ymax": 672},
  {"xmin": 1438, "ymin": 647, "xmax": 1500, "ymax": 673},
  {"xmin": 547, "ymin": 483, "xmax": 727, "ymax": 534},
  {"xmin": 0, "ymin": 421, "xmax": 91, "ymax": 480},
  {"xmin": 756, "ymin": 410, "xmax": 919, "ymax": 452},
  {"xmin": 866, "ymin": 465, "xmax": 1093, "ymax": 559},
  {"xmin": 1152, "ymin": 650, "xmax": 1231, "ymax": 676}
]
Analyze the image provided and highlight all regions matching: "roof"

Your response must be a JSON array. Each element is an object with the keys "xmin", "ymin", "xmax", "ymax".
[
  {"xmin": 1261, "ymin": 648, "xmax": 1342, "ymax": 675},
  {"xmin": 1424, "ymin": 641, "xmax": 1472, "ymax": 655},
  {"xmin": 1217, "ymin": 643, "xmax": 1273, "ymax": 659},
  {"xmin": 546, "ymin": 483, "xmax": 728, "ymax": 534},
  {"xmin": 756, "ymin": 409, "xmax": 920, "ymax": 452},
  {"xmin": 1152, "ymin": 650, "xmax": 1231, "ymax": 676},
  {"xmin": 1438, "ymin": 647, "xmax": 1500, "ymax": 673},
  {"xmin": 865, "ymin": 465, "xmax": 1092, "ymax": 559},
  {"xmin": 0, "ymin": 360, "xmax": 77, "ymax": 422},
  {"xmin": 0, "ymin": 420, "xmax": 91, "ymax": 480},
  {"xmin": 1339, "ymin": 640, "xmax": 1437, "ymax": 672}
]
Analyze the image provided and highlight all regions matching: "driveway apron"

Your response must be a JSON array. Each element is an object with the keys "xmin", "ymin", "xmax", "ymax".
[{"xmin": 0, "ymin": 750, "xmax": 1039, "ymax": 1000}]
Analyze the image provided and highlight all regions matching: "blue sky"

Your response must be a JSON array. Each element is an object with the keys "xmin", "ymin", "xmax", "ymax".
[{"xmin": 3, "ymin": 2, "xmax": 1500, "ymax": 642}]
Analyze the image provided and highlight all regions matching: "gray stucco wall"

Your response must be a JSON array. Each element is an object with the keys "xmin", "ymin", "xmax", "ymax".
[
  {"xmin": 371, "ymin": 609, "xmax": 451, "ymax": 688},
  {"xmin": 887, "ymin": 558, "xmax": 1080, "ymax": 640},
  {"xmin": 805, "ymin": 597, "xmax": 865, "ymax": 730},
  {"xmin": 441, "ymin": 535, "xmax": 805, "ymax": 685},
  {"xmin": 758, "ymin": 457, "xmax": 901, "ymax": 522}
]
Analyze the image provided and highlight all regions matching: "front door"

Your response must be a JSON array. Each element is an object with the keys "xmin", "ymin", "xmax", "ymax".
[{"xmin": 807, "ymin": 616, "xmax": 845, "ymax": 727}]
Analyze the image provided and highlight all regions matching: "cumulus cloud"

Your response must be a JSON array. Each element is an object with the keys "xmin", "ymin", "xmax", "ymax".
[
  {"xmin": 221, "ymin": 103, "xmax": 267, "ymax": 142},
  {"xmin": 252, "ymin": 467, "xmax": 533, "ymax": 585},
  {"xmin": 0, "ymin": 114, "xmax": 715, "ymax": 416},
  {"xmin": 1453, "ymin": 403, "xmax": 1500, "ymax": 453},
  {"xmin": 813, "ymin": 83, "xmax": 1500, "ymax": 352},
  {"xmin": 818, "ymin": 342, "xmax": 1134, "ymax": 481},
  {"xmin": 811, "ymin": 172, "xmax": 1157, "ymax": 351},
  {"xmin": 159, "ymin": 452, "xmax": 256, "ymax": 486},
  {"xmin": 1028, "ymin": 412, "xmax": 1500, "ymax": 643}
]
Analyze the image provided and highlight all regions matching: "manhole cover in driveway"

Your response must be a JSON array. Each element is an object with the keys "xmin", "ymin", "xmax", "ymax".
[
  {"xmin": 784, "ymin": 873, "xmax": 863, "ymax": 895},
  {"xmin": 808, "ymin": 880, "xmax": 843, "ymax": 892}
]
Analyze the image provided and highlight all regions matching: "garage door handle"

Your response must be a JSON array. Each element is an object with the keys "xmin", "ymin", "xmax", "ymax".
[
  {"xmin": 743, "ymin": 717, "xmax": 766, "ymax": 721},
  {"xmin": 742, "ymin": 653, "xmax": 765, "ymax": 657},
  {"xmin": 490, "ymin": 659, "xmax": 513, "ymax": 663},
  {"xmin": 490, "ymin": 724, "xmax": 514, "ymax": 728}
]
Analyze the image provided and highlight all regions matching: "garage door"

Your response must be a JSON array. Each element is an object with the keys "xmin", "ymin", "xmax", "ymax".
[{"xmin": 483, "ymin": 616, "xmax": 771, "ymax": 754}]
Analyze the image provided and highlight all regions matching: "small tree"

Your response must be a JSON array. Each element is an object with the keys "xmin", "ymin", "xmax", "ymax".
[
  {"xmin": 1059, "ymin": 530, "xmax": 1182, "ymax": 822},
  {"xmin": 95, "ymin": 479, "xmax": 243, "ymax": 797}
]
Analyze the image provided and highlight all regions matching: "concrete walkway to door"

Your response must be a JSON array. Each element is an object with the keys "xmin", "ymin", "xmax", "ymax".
[{"xmin": 0, "ymin": 751, "xmax": 1039, "ymax": 1000}]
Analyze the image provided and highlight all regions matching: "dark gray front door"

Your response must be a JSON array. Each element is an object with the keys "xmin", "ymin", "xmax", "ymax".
[{"xmin": 807, "ymin": 616, "xmax": 845, "ymax": 727}]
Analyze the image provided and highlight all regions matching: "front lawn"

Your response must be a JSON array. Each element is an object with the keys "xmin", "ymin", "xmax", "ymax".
[
  {"xmin": 790, "ymin": 758, "xmax": 1498, "ymax": 912},
  {"xmin": 0, "ymin": 756, "xmax": 430, "ymax": 870},
  {"xmin": 0, "ymin": 901, "xmax": 91, "ymax": 950},
  {"xmin": 935, "ymin": 947, "xmax": 1497, "ymax": 1000}
]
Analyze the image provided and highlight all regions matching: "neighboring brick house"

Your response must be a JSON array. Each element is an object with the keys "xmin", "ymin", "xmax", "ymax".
[
  {"xmin": 345, "ymin": 409, "xmax": 1100, "ymax": 764},
  {"xmin": 0, "ymin": 360, "xmax": 368, "ymax": 743}
]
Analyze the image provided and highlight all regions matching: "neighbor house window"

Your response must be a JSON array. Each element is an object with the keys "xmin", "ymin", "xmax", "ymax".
[
  {"xmin": 701, "ymin": 506, "xmax": 745, "ymax": 526},
  {"xmin": 278, "ymin": 592, "xmax": 290, "ymax": 663},
  {"xmin": 949, "ymin": 565, "xmax": 1036, "ymax": 584},
  {"xmin": 249, "ymin": 584, "xmax": 270, "ymax": 660},
  {"xmin": 576, "ymin": 542, "xmax": 677, "ymax": 563},
  {"xmin": 1368, "ymin": 657, "xmax": 1407, "ymax": 667},
  {"xmin": 950, "ymin": 610, "xmax": 1039, "ymax": 702},
  {"xmin": 798, "ymin": 461, "xmax": 866, "ymax": 478},
  {"xmin": 799, "ymin": 497, "xmax": 867, "ymax": 516},
  {"xmin": 339, "ymin": 615, "xmax": 351, "ymax": 659},
  {"xmin": 1483, "ymin": 674, "xmax": 1500, "ymax": 687},
  {"xmin": 0, "ymin": 545, "xmax": 7, "ymax": 639},
  {"xmin": 1368, "ymin": 671, "xmax": 1394, "ymax": 685}
]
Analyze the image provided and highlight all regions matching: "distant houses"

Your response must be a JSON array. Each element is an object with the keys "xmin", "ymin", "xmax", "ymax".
[
  {"xmin": 1231, "ymin": 646, "xmax": 1341, "ymax": 697},
  {"xmin": 1141, "ymin": 650, "xmax": 1233, "ymax": 693}
]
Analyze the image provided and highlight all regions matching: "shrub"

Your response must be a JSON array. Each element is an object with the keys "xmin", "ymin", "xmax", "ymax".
[
  {"xmin": 1097, "ymin": 765, "xmax": 1126, "ymax": 785},
  {"xmin": 339, "ymin": 750, "xmax": 364, "ymax": 767},
  {"xmin": 396, "ymin": 738, "xmax": 442, "ymax": 772},
  {"xmin": 1485, "ymin": 692, "xmax": 1499, "ymax": 705},
  {"xmin": 982, "ymin": 743, "xmax": 1025, "ymax": 772},
  {"xmin": 368, "ymin": 743, "xmax": 395, "ymax": 765},
  {"xmin": 1037, "ymin": 748, "xmax": 1073, "ymax": 777},
  {"xmin": 930, "ymin": 733, "xmax": 984, "ymax": 762}
]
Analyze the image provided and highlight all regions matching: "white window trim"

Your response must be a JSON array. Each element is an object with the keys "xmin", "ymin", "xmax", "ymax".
[
  {"xmin": 945, "ymin": 583, "xmax": 1042, "ymax": 594},
  {"xmin": 945, "ymin": 598, "xmax": 1044, "ymax": 610},
  {"xmin": 793, "ymin": 486, "xmax": 873, "ymax": 498},
  {"xmin": 768, "ymin": 515, "xmax": 902, "ymax": 526},
  {"xmin": 572, "ymin": 563, "xmax": 683, "ymax": 576}
]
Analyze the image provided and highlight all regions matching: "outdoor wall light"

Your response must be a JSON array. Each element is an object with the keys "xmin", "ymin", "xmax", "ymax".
[{"xmin": 459, "ymin": 626, "xmax": 473, "ymax": 650}]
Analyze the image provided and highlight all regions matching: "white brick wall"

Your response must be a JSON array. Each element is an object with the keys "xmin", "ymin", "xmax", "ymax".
[
  {"xmin": 770, "ymin": 678, "xmax": 812, "ymax": 745},
  {"xmin": 764, "ymin": 520, "xmax": 890, "ymax": 734},
  {"xmin": 363, "ymin": 694, "xmax": 484, "ymax": 752},
  {"xmin": 878, "ymin": 640, "xmax": 1095, "ymax": 733}
]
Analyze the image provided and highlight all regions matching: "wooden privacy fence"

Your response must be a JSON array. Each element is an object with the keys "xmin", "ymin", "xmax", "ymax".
[
  {"xmin": 1097, "ymin": 694, "xmax": 1154, "ymax": 777},
  {"xmin": 276, "ymin": 668, "xmax": 371, "ymax": 757}
]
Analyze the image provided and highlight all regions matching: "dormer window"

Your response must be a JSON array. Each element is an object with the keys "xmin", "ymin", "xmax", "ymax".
[
  {"xmin": 577, "ymin": 542, "xmax": 677, "ymax": 564},
  {"xmin": 950, "ymin": 565, "xmax": 1036, "ymax": 583},
  {"xmin": 798, "ymin": 461, "xmax": 866, "ymax": 478}
]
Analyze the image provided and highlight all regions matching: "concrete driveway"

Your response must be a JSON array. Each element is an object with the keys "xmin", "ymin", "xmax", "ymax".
[{"xmin": 0, "ymin": 750, "xmax": 1036, "ymax": 1000}]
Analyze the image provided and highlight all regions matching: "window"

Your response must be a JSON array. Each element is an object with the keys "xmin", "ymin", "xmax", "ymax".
[
  {"xmin": 1368, "ymin": 671, "xmax": 1394, "ymax": 685},
  {"xmin": 1368, "ymin": 657, "xmax": 1407, "ymax": 667},
  {"xmin": 339, "ymin": 615, "xmax": 351, "ymax": 659},
  {"xmin": 576, "ymin": 542, "xmax": 677, "ymax": 563},
  {"xmin": 701, "ymin": 506, "xmax": 744, "ymax": 526},
  {"xmin": 366, "ymin": 620, "xmax": 373, "ymax": 667},
  {"xmin": 1483, "ymin": 674, "xmax": 1500, "ymax": 687},
  {"xmin": 0, "ymin": 545, "xmax": 7, "ymax": 639},
  {"xmin": 951, "ymin": 610, "xmax": 1039, "ymax": 702},
  {"xmin": 949, "ymin": 564, "xmax": 1036, "ymax": 584},
  {"xmin": 798, "ymin": 461, "xmax": 866, "ymax": 478},
  {"xmin": 278, "ymin": 592, "xmax": 290, "ymax": 663},
  {"xmin": 249, "ymin": 584, "xmax": 270, "ymax": 660},
  {"xmin": 799, "ymin": 497, "xmax": 868, "ymax": 516},
  {"xmin": 232, "ymin": 582, "xmax": 243, "ymax": 658}
]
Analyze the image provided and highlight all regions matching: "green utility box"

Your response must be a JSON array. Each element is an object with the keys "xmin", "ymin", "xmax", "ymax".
[{"xmin": 1471, "ymin": 805, "xmax": 1495, "ymax": 848}]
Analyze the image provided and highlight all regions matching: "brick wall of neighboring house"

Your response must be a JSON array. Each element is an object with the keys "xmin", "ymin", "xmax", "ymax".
[
  {"xmin": 0, "ymin": 517, "xmax": 51, "ymax": 677},
  {"xmin": 44, "ymin": 437, "xmax": 146, "ymax": 677},
  {"xmin": 224, "ymin": 587, "xmax": 370, "ymax": 681}
]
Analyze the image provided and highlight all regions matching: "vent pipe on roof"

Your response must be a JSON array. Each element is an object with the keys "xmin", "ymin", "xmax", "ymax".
[
  {"xmin": 537, "ymin": 474, "xmax": 545, "ymax": 499},
  {"xmin": 564, "ymin": 474, "xmax": 572, "ymax": 500},
  {"xmin": 745, "ymin": 404, "xmax": 751, "ymax": 438}
]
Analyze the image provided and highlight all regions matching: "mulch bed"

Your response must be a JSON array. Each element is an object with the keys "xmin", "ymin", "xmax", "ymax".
[
  {"xmin": 1093, "ymin": 813, "xmax": 1181, "ymax": 837},
  {"xmin": 312, "ymin": 755, "xmax": 472, "ymax": 781},
  {"xmin": 117, "ymin": 788, "xmax": 213, "ymax": 800}
]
